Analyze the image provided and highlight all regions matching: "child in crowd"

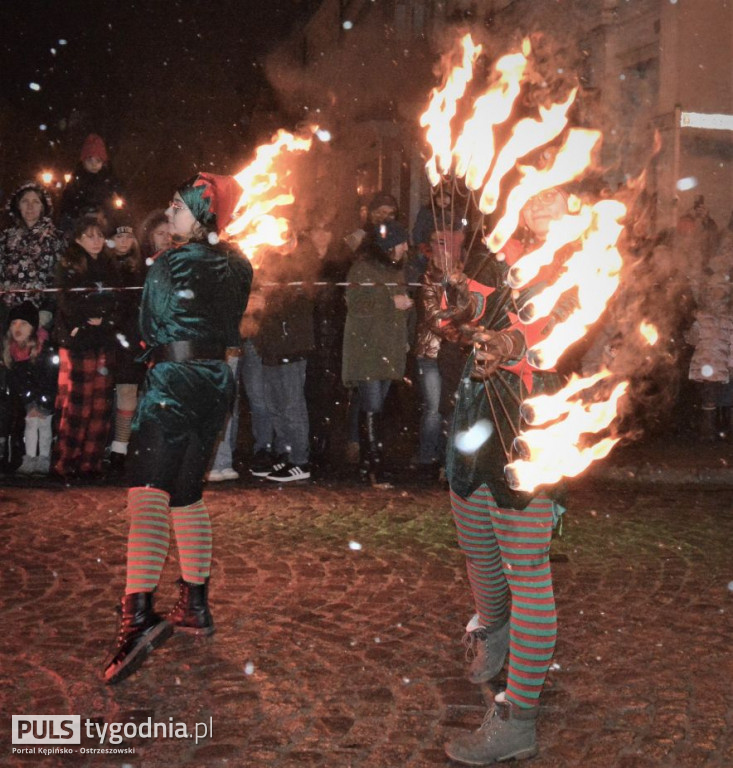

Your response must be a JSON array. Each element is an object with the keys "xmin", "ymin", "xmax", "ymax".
[
  {"xmin": 106, "ymin": 215, "xmax": 147, "ymax": 471},
  {"xmin": 53, "ymin": 214, "xmax": 120, "ymax": 478},
  {"xmin": 59, "ymin": 134, "xmax": 126, "ymax": 233},
  {"xmin": 3, "ymin": 302, "xmax": 57, "ymax": 474},
  {"xmin": 139, "ymin": 209, "xmax": 172, "ymax": 263}
]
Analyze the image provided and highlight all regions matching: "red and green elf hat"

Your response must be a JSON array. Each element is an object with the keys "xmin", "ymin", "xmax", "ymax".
[{"xmin": 177, "ymin": 173, "xmax": 242, "ymax": 234}]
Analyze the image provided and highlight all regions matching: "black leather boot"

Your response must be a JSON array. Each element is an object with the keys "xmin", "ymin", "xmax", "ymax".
[
  {"xmin": 716, "ymin": 406, "xmax": 732, "ymax": 441},
  {"xmin": 699, "ymin": 406, "xmax": 716, "ymax": 442},
  {"xmin": 167, "ymin": 578, "xmax": 215, "ymax": 636},
  {"xmin": 359, "ymin": 411, "xmax": 386, "ymax": 486},
  {"xmin": 103, "ymin": 592, "xmax": 173, "ymax": 685},
  {"xmin": 108, "ymin": 451, "xmax": 126, "ymax": 475}
]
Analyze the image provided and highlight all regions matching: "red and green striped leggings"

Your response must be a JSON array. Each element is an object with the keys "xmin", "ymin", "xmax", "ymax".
[{"xmin": 450, "ymin": 484, "xmax": 557, "ymax": 708}]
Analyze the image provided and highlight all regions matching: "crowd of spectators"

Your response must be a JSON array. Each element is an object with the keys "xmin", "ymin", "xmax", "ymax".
[{"xmin": 1, "ymin": 132, "xmax": 731, "ymax": 485}]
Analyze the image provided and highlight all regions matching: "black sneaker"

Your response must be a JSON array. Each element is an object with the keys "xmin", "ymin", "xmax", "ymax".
[
  {"xmin": 250, "ymin": 450, "xmax": 276, "ymax": 477},
  {"xmin": 265, "ymin": 462, "xmax": 311, "ymax": 483}
]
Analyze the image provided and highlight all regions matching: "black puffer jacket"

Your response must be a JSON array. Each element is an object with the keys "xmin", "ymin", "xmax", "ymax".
[
  {"xmin": 253, "ymin": 251, "xmax": 315, "ymax": 366},
  {"xmin": 7, "ymin": 336, "xmax": 58, "ymax": 413},
  {"xmin": 54, "ymin": 244, "xmax": 121, "ymax": 352},
  {"xmin": 59, "ymin": 165, "xmax": 125, "ymax": 231}
]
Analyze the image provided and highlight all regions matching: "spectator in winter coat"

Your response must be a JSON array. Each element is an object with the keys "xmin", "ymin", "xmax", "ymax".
[
  {"xmin": 412, "ymin": 185, "xmax": 464, "ymax": 252},
  {"xmin": 105, "ymin": 213, "xmax": 147, "ymax": 471},
  {"xmin": 0, "ymin": 182, "xmax": 65, "ymax": 327},
  {"xmin": 250, "ymin": 248, "xmax": 316, "ymax": 482},
  {"xmin": 343, "ymin": 191, "xmax": 398, "ymax": 253},
  {"xmin": 3, "ymin": 301, "xmax": 57, "ymax": 475},
  {"xmin": 342, "ymin": 219, "xmax": 412, "ymax": 486},
  {"xmin": 53, "ymin": 214, "xmax": 121, "ymax": 477},
  {"xmin": 58, "ymin": 133, "xmax": 125, "ymax": 232},
  {"xmin": 301, "ymin": 215, "xmax": 351, "ymax": 468},
  {"xmin": 413, "ymin": 229, "xmax": 466, "ymax": 475},
  {"xmin": 687, "ymin": 210, "xmax": 733, "ymax": 440}
]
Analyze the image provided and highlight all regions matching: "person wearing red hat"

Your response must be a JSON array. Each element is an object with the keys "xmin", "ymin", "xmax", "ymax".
[
  {"xmin": 58, "ymin": 133, "xmax": 125, "ymax": 232},
  {"xmin": 103, "ymin": 173, "xmax": 252, "ymax": 685}
]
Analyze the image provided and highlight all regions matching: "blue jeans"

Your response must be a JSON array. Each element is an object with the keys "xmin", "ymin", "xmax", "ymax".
[
  {"xmin": 416, "ymin": 356, "xmax": 443, "ymax": 464},
  {"xmin": 211, "ymin": 352, "xmax": 241, "ymax": 471},
  {"xmin": 357, "ymin": 380, "xmax": 391, "ymax": 413},
  {"xmin": 262, "ymin": 359, "xmax": 310, "ymax": 465},
  {"xmin": 240, "ymin": 340, "xmax": 274, "ymax": 454}
]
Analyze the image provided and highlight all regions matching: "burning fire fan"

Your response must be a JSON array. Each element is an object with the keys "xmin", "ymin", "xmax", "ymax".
[
  {"xmin": 420, "ymin": 34, "xmax": 636, "ymax": 497},
  {"xmin": 419, "ymin": 34, "xmax": 657, "ymax": 765}
]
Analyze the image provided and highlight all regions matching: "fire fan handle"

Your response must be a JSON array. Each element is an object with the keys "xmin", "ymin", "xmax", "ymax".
[{"xmin": 470, "ymin": 329, "xmax": 526, "ymax": 379}]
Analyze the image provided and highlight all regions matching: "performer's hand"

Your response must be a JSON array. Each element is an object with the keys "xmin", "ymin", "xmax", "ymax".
[
  {"xmin": 470, "ymin": 329, "xmax": 525, "ymax": 379},
  {"xmin": 437, "ymin": 271, "xmax": 471, "ymax": 319},
  {"xmin": 393, "ymin": 294, "xmax": 414, "ymax": 311}
]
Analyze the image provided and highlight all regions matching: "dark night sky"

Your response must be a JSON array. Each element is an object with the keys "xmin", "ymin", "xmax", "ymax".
[{"xmin": 0, "ymin": 0, "xmax": 312, "ymax": 213}]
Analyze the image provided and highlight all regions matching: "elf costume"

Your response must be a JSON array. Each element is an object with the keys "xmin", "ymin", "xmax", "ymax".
[
  {"xmin": 104, "ymin": 173, "xmax": 251, "ymax": 685},
  {"xmin": 443, "ymin": 238, "xmax": 571, "ymax": 765}
]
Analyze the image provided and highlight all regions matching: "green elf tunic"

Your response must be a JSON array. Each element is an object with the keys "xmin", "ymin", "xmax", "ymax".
[{"xmin": 133, "ymin": 240, "xmax": 252, "ymax": 455}]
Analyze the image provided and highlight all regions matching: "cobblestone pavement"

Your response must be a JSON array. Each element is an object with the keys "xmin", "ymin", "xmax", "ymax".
[{"xmin": 1, "ymin": 475, "xmax": 731, "ymax": 768}]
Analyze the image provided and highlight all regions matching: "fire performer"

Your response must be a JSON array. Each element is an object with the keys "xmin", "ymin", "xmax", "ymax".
[
  {"xmin": 443, "ymin": 186, "xmax": 572, "ymax": 764},
  {"xmin": 104, "ymin": 173, "xmax": 252, "ymax": 685}
]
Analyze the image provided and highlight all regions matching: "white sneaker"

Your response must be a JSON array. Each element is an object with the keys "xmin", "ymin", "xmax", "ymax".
[
  {"xmin": 207, "ymin": 468, "xmax": 239, "ymax": 482},
  {"xmin": 36, "ymin": 456, "xmax": 51, "ymax": 474},
  {"xmin": 17, "ymin": 456, "xmax": 37, "ymax": 475}
]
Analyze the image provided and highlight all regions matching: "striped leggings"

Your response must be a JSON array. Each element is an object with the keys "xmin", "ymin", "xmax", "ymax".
[{"xmin": 450, "ymin": 484, "xmax": 556, "ymax": 708}]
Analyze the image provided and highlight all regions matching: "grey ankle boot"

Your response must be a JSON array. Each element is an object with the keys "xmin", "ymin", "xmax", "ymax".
[
  {"xmin": 463, "ymin": 616, "xmax": 510, "ymax": 684},
  {"xmin": 445, "ymin": 700, "xmax": 539, "ymax": 765}
]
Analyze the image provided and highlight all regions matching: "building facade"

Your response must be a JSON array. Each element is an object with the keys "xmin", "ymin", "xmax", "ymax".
[{"xmin": 280, "ymin": 0, "xmax": 732, "ymax": 235}]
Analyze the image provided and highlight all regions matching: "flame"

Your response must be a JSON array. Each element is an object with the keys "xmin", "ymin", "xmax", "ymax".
[
  {"xmin": 419, "ymin": 35, "xmax": 482, "ymax": 187},
  {"xmin": 419, "ymin": 34, "xmax": 634, "ymax": 492},
  {"xmin": 225, "ymin": 128, "xmax": 315, "ymax": 266},
  {"xmin": 507, "ymin": 381, "xmax": 628, "ymax": 489},
  {"xmin": 485, "ymin": 128, "xmax": 602, "ymax": 254},
  {"xmin": 507, "ymin": 203, "xmax": 593, "ymax": 289},
  {"xmin": 639, "ymin": 321, "xmax": 659, "ymax": 345},
  {"xmin": 520, "ymin": 369, "xmax": 611, "ymax": 426},
  {"xmin": 479, "ymin": 89, "xmax": 577, "ymax": 213},
  {"xmin": 452, "ymin": 48, "xmax": 529, "ymax": 189},
  {"xmin": 525, "ymin": 200, "xmax": 625, "ymax": 370}
]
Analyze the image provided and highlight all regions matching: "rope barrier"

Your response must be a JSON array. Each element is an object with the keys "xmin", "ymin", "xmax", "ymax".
[{"xmin": 0, "ymin": 281, "xmax": 425, "ymax": 296}]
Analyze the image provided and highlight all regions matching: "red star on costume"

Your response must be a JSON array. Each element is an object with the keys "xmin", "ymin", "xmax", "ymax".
[{"xmin": 499, "ymin": 311, "xmax": 555, "ymax": 393}]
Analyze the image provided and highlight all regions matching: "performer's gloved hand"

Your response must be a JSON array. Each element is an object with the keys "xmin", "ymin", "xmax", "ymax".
[
  {"xmin": 470, "ymin": 329, "xmax": 525, "ymax": 379},
  {"xmin": 437, "ymin": 271, "xmax": 472, "ymax": 320}
]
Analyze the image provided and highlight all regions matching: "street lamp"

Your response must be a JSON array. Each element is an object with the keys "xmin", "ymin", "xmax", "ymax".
[{"xmin": 40, "ymin": 171, "xmax": 53, "ymax": 186}]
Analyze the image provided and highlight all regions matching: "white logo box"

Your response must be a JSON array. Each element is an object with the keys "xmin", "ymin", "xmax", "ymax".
[{"xmin": 12, "ymin": 716, "xmax": 81, "ymax": 745}]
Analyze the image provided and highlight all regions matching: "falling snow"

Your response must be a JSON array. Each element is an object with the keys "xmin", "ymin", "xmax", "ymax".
[
  {"xmin": 454, "ymin": 420, "xmax": 493, "ymax": 454},
  {"xmin": 676, "ymin": 176, "xmax": 698, "ymax": 192}
]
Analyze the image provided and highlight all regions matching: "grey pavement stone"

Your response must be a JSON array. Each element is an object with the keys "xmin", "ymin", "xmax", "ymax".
[{"xmin": 0, "ymin": 477, "xmax": 731, "ymax": 767}]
